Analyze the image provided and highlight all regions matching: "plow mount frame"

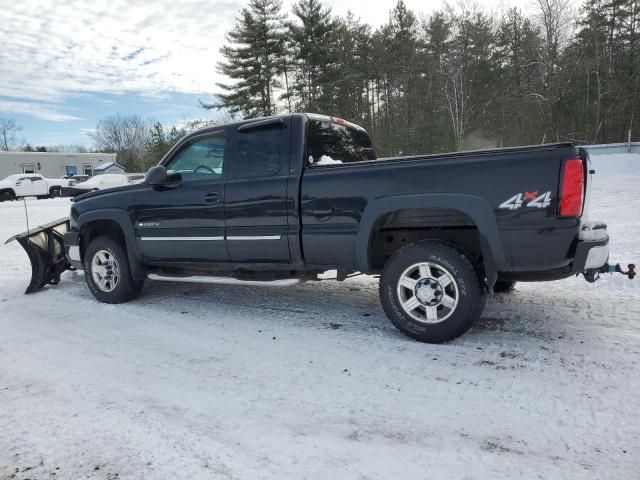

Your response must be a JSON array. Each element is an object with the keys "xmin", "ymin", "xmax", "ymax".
[{"xmin": 5, "ymin": 218, "xmax": 72, "ymax": 293}]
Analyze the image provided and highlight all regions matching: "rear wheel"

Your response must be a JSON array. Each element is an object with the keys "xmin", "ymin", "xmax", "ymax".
[
  {"xmin": 379, "ymin": 241, "xmax": 486, "ymax": 343},
  {"xmin": 84, "ymin": 235, "xmax": 143, "ymax": 303}
]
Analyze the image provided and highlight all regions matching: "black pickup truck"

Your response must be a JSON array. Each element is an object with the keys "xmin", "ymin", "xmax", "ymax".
[{"xmin": 8, "ymin": 113, "xmax": 634, "ymax": 343}]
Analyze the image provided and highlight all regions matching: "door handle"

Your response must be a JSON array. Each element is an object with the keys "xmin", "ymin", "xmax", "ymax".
[{"xmin": 205, "ymin": 191, "xmax": 221, "ymax": 203}]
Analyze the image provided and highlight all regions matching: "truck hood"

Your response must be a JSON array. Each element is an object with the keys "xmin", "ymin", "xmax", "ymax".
[{"xmin": 0, "ymin": 180, "xmax": 14, "ymax": 189}]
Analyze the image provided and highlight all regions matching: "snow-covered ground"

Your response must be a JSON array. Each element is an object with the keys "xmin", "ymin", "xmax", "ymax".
[{"xmin": 1, "ymin": 174, "xmax": 639, "ymax": 480}]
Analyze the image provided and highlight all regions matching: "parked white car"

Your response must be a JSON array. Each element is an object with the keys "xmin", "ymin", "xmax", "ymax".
[
  {"xmin": 0, "ymin": 174, "xmax": 72, "ymax": 201},
  {"xmin": 61, "ymin": 174, "xmax": 131, "ymax": 197}
]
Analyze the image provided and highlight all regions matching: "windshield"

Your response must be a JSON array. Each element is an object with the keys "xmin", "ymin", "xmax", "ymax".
[
  {"xmin": 306, "ymin": 120, "xmax": 376, "ymax": 165},
  {"xmin": 166, "ymin": 136, "xmax": 225, "ymax": 181}
]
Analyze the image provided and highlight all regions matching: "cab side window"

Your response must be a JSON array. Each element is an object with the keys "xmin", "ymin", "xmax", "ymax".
[
  {"xmin": 166, "ymin": 134, "xmax": 225, "ymax": 182},
  {"xmin": 234, "ymin": 127, "xmax": 283, "ymax": 179}
]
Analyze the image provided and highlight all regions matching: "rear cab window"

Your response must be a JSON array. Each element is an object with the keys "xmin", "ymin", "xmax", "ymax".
[{"xmin": 306, "ymin": 119, "xmax": 376, "ymax": 166}]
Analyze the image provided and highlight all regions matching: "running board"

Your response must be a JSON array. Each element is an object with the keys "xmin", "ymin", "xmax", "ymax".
[{"xmin": 147, "ymin": 273, "xmax": 304, "ymax": 287}]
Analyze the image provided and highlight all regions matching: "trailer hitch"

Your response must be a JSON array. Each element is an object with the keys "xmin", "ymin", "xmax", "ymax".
[{"xmin": 584, "ymin": 263, "xmax": 636, "ymax": 283}]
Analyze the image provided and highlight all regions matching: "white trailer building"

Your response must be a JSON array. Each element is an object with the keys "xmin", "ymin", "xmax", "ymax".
[{"xmin": 0, "ymin": 152, "xmax": 118, "ymax": 179}]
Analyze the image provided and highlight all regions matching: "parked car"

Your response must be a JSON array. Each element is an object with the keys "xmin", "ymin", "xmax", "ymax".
[
  {"xmin": 7, "ymin": 113, "xmax": 635, "ymax": 343},
  {"xmin": 61, "ymin": 174, "xmax": 131, "ymax": 197},
  {"xmin": 126, "ymin": 173, "xmax": 147, "ymax": 184},
  {"xmin": 0, "ymin": 174, "xmax": 72, "ymax": 201}
]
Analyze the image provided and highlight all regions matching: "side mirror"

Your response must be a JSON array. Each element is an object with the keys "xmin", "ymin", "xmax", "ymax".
[{"xmin": 145, "ymin": 165, "xmax": 168, "ymax": 185}]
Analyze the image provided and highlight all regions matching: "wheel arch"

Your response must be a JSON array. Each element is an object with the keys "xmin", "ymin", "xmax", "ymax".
[
  {"xmin": 355, "ymin": 194, "xmax": 505, "ymax": 287},
  {"xmin": 77, "ymin": 209, "xmax": 144, "ymax": 281},
  {"xmin": 0, "ymin": 188, "xmax": 16, "ymax": 199}
]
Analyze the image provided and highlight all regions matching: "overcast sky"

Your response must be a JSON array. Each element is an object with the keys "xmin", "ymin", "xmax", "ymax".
[{"xmin": 0, "ymin": 0, "xmax": 554, "ymax": 145}]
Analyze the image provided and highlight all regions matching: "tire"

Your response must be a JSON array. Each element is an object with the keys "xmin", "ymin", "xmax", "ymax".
[
  {"xmin": 493, "ymin": 280, "xmax": 516, "ymax": 293},
  {"xmin": 379, "ymin": 241, "xmax": 486, "ymax": 343},
  {"xmin": 83, "ymin": 235, "xmax": 143, "ymax": 304},
  {"xmin": 0, "ymin": 191, "xmax": 13, "ymax": 202}
]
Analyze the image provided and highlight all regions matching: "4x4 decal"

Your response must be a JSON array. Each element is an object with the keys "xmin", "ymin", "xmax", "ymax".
[{"xmin": 499, "ymin": 191, "xmax": 552, "ymax": 210}]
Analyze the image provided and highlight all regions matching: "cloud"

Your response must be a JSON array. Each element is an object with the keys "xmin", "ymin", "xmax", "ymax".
[
  {"xmin": 0, "ymin": 0, "xmax": 240, "ymax": 105},
  {"xmin": 0, "ymin": 100, "xmax": 81, "ymax": 122}
]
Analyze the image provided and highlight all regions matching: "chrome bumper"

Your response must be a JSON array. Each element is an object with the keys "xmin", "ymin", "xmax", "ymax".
[
  {"xmin": 575, "ymin": 222, "xmax": 635, "ymax": 281},
  {"xmin": 579, "ymin": 222, "xmax": 610, "ymax": 270}
]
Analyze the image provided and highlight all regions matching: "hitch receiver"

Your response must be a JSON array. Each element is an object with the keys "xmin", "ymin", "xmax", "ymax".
[
  {"xmin": 5, "ymin": 218, "xmax": 72, "ymax": 293},
  {"xmin": 584, "ymin": 263, "xmax": 636, "ymax": 283}
]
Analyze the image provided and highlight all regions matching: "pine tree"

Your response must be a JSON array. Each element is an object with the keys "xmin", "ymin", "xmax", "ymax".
[
  {"xmin": 493, "ymin": 8, "xmax": 545, "ymax": 145},
  {"xmin": 214, "ymin": 0, "xmax": 286, "ymax": 117},
  {"xmin": 287, "ymin": 0, "xmax": 336, "ymax": 111},
  {"xmin": 379, "ymin": 1, "xmax": 422, "ymax": 154},
  {"xmin": 422, "ymin": 12, "xmax": 454, "ymax": 152},
  {"xmin": 208, "ymin": 0, "xmax": 640, "ymax": 155},
  {"xmin": 145, "ymin": 122, "xmax": 187, "ymax": 166},
  {"xmin": 329, "ymin": 14, "xmax": 374, "ymax": 128}
]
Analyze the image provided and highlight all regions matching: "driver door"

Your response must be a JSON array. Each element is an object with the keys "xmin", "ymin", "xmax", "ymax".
[{"xmin": 132, "ymin": 130, "xmax": 229, "ymax": 263}]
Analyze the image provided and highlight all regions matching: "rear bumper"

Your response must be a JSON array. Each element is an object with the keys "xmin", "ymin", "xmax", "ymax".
[
  {"xmin": 499, "ymin": 221, "xmax": 609, "ymax": 282},
  {"xmin": 571, "ymin": 222, "xmax": 609, "ymax": 273}
]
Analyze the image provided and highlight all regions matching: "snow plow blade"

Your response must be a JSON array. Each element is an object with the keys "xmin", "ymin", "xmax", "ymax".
[{"xmin": 5, "ymin": 218, "xmax": 71, "ymax": 294}]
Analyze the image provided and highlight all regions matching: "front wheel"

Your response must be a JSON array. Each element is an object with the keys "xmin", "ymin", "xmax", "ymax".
[
  {"xmin": 84, "ymin": 235, "xmax": 143, "ymax": 303},
  {"xmin": 379, "ymin": 241, "xmax": 486, "ymax": 343},
  {"xmin": 0, "ymin": 191, "xmax": 13, "ymax": 202}
]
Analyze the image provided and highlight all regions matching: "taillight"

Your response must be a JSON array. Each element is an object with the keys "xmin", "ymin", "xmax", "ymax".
[{"xmin": 558, "ymin": 158, "xmax": 585, "ymax": 217}]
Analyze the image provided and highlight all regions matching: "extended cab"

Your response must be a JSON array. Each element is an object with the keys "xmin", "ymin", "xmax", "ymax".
[
  {"xmin": 0, "ymin": 174, "xmax": 71, "ymax": 201},
  {"xmin": 10, "ymin": 113, "xmax": 633, "ymax": 343}
]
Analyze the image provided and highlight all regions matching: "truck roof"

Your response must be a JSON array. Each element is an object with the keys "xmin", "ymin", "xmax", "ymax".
[{"xmin": 187, "ymin": 113, "xmax": 365, "ymax": 138}]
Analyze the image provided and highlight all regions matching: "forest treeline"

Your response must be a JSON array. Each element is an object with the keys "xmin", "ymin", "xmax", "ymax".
[{"xmin": 211, "ymin": 0, "xmax": 640, "ymax": 156}]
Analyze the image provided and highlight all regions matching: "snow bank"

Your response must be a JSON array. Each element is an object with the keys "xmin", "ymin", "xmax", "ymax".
[
  {"xmin": 588, "ymin": 153, "xmax": 640, "ymax": 175},
  {"xmin": 0, "ymin": 179, "xmax": 639, "ymax": 479}
]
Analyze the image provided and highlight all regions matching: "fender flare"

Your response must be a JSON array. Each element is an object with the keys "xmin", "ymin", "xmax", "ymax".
[
  {"xmin": 77, "ymin": 209, "xmax": 144, "ymax": 281},
  {"xmin": 355, "ymin": 194, "xmax": 505, "ymax": 287}
]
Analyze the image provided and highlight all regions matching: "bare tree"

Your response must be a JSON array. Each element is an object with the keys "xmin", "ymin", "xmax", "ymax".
[
  {"xmin": 46, "ymin": 144, "xmax": 89, "ymax": 153},
  {"xmin": 89, "ymin": 114, "xmax": 151, "ymax": 172},
  {"xmin": 439, "ymin": 2, "xmax": 496, "ymax": 151},
  {"xmin": 534, "ymin": 0, "xmax": 573, "ymax": 141},
  {"xmin": 0, "ymin": 118, "xmax": 24, "ymax": 151},
  {"xmin": 535, "ymin": 0, "xmax": 573, "ymax": 76}
]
